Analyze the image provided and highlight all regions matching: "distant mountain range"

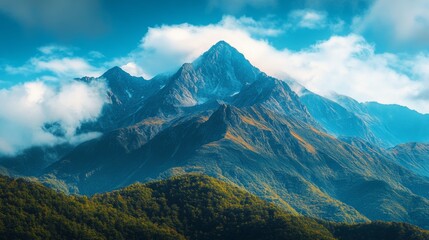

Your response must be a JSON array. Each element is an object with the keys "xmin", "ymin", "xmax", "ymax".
[
  {"xmin": 1, "ymin": 41, "xmax": 429, "ymax": 230},
  {"xmin": 297, "ymin": 84, "xmax": 429, "ymax": 147}
]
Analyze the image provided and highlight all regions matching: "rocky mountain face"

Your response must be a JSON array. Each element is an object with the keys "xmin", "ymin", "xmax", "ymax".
[
  {"xmin": 80, "ymin": 66, "xmax": 169, "ymax": 132},
  {"xmin": 40, "ymin": 42, "xmax": 429, "ymax": 229},
  {"xmin": 300, "ymin": 92, "xmax": 380, "ymax": 145},
  {"xmin": 390, "ymin": 142, "xmax": 429, "ymax": 177},
  {"xmin": 332, "ymin": 95, "xmax": 429, "ymax": 147},
  {"xmin": 296, "ymin": 85, "xmax": 429, "ymax": 148},
  {"xmin": 128, "ymin": 41, "xmax": 260, "ymax": 121},
  {"xmin": 3, "ymin": 41, "xmax": 429, "ymax": 230}
]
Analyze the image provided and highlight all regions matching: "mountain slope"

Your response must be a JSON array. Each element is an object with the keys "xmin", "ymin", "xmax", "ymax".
[
  {"xmin": 297, "ymin": 87, "xmax": 429, "ymax": 148},
  {"xmin": 300, "ymin": 92, "xmax": 379, "ymax": 145},
  {"xmin": 78, "ymin": 66, "xmax": 169, "ymax": 132},
  {"xmin": 48, "ymin": 101, "xmax": 429, "ymax": 227},
  {"xmin": 390, "ymin": 143, "xmax": 429, "ymax": 177},
  {"xmin": 2, "ymin": 174, "xmax": 429, "ymax": 240},
  {"xmin": 93, "ymin": 174, "xmax": 335, "ymax": 240},
  {"xmin": 129, "ymin": 41, "xmax": 260, "ymax": 120},
  {"xmin": 332, "ymin": 95, "xmax": 429, "ymax": 147},
  {"xmin": 43, "ymin": 41, "xmax": 429, "ymax": 229},
  {"xmin": 0, "ymin": 175, "xmax": 183, "ymax": 240},
  {"xmin": 0, "ymin": 144, "xmax": 72, "ymax": 177}
]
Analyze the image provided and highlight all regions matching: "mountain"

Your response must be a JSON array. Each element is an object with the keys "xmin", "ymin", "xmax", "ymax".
[
  {"xmin": 0, "ymin": 144, "xmax": 72, "ymax": 176},
  {"xmin": 78, "ymin": 66, "xmax": 169, "ymax": 132},
  {"xmin": 0, "ymin": 41, "xmax": 423, "ymax": 231},
  {"xmin": 293, "ymin": 82, "xmax": 429, "ymax": 148},
  {"xmin": 2, "ymin": 174, "xmax": 429, "ymax": 240},
  {"xmin": 0, "ymin": 68, "xmax": 166, "ymax": 178},
  {"xmin": 128, "ymin": 40, "xmax": 260, "ymax": 121},
  {"xmin": 233, "ymin": 75, "xmax": 312, "ymax": 121},
  {"xmin": 42, "ymin": 42, "xmax": 429, "ymax": 230},
  {"xmin": 332, "ymin": 95, "xmax": 429, "ymax": 147},
  {"xmin": 299, "ymin": 91, "xmax": 380, "ymax": 145},
  {"xmin": 390, "ymin": 143, "xmax": 429, "ymax": 177}
]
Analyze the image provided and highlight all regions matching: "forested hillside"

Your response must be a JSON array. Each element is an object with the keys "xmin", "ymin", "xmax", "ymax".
[{"xmin": 1, "ymin": 174, "xmax": 428, "ymax": 240}]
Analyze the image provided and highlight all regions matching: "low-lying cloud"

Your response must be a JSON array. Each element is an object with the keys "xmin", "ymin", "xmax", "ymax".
[{"xmin": 0, "ymin": 79, "xmax": 107, "ymax": 156}]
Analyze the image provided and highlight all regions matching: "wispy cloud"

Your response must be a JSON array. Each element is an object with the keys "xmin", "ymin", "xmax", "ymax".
[
  {"xmin": 287, "ymin": 9, "xmax": 345, "ymax": 32},
  {"xmin": 289, "ymin": 9, "xmax": 327, "ymax": 29},
  {"xmin": 221, "ymin": 16, "xmax": 283, "ymax": 37},
  {"xmin": 5, "ymin": 45, "xmax": 103, "ymax": 79},
  {"xmin": 112, "ymin": 15, "xmax": 284, "ymax": 78}
]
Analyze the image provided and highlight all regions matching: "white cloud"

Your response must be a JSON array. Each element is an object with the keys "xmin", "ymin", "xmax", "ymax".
[
  {"xmin": 287, "ymin": 9, "xmax": 345, "ymax": 32},
  {"xmin": 5, "ymin": 45, "xmax": 103, "ymax": 78},
  {"xmin": 116, "ymin": 16, "xmax": 283, "ymax": 78},
  {"xmin": 221, "ymin": 16, "xmax": 283, "ymax": 37},
  {"xmin": 38, "ymin": 45, "xmax": 73, "ymax": 55},
  {"xmin": 88, "ymin": 51, "xmax": 105, "ymax": 59},
  {"xmin": 121, "ymin": 16, "xmax": 429, "ymax": 113},
  {"xmin": 354, "ymin": 0, "xmax": 429, "ymax": 46},
  {"xmin": 278, "ymin": 35, "xmax": 429, "ymax": 113},
  {"xmin": 33, "ymin": 58, "xmax": 100, "ymax": 77},
  {"xmin": 120, "ymin": 62, "xmax": 149, "ymax": 79},
  {"xmin": 289, "ymin": 9, "xmax": 327, "ymax": 29},
  {"xmin": 0, "ymin": 79, "xmax": 107, "ymax": 156}
]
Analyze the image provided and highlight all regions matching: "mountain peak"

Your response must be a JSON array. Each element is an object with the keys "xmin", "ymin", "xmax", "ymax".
[
  {"xmin": 210, "ymin": 40, "xmax": 234, "ymax": 51},
  {"xmin": 154, "ymin": 41, "xmax": 262, "ymax": 106},
  {"xmin": 193, "ymin": 41, "xmax": 252, "ymax": 67},
  {"xmin": 101, "ymin": 66, "xmax": 132, "ymax": 79}
]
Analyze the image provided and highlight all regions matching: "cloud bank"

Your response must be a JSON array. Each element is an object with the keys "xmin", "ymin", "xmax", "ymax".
[
  {"xmin": 0, "ymin": 79, "xmax": 107, "ymax": 156},
  {"xmin": 120, "ymin": 15, "xmax": 429, "ymax": 113}
]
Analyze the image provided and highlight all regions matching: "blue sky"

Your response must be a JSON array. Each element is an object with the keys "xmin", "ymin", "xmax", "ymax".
[
  {"xmin": 0, "ymin": 0, "xmax": 372, "ymax": 65},
  {"xmin": 1, "ymin": 0, "xmax": 429, "ymax": 154}
]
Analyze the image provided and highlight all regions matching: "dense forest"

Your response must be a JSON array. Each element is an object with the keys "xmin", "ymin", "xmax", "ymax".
[{"xmin": 0, "ymin": 174, "xmax": 428, "ymax": 240}]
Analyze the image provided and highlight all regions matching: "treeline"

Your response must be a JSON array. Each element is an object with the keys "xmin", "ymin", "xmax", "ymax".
[{"xmin": 0, "ymin": 174, "xmax": 428, "ymax": 240}]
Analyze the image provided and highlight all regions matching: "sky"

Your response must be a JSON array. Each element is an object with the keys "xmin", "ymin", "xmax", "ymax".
[{"xmin": 1, "ymin": 0, "xmax": 429, "ymax": 155}]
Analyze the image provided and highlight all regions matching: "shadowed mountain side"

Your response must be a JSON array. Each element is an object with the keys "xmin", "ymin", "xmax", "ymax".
[
  {"xmin": 78, "ymin": 66, "xmax": 170, "ymax": 132},
  {"xmin": 300, "ymin": 92, "xmax": 380, "ymax": 145},
  {"xmin": 390, "ymin": 143, "xmax": 429, "ymax": 177},
  {"xmin": 47, "ymin": 103, "xmax": 429, "ymax": 228},
  {"xmin": 332, "ymin": 95, "xmax": 429, "ymax": 147}
]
